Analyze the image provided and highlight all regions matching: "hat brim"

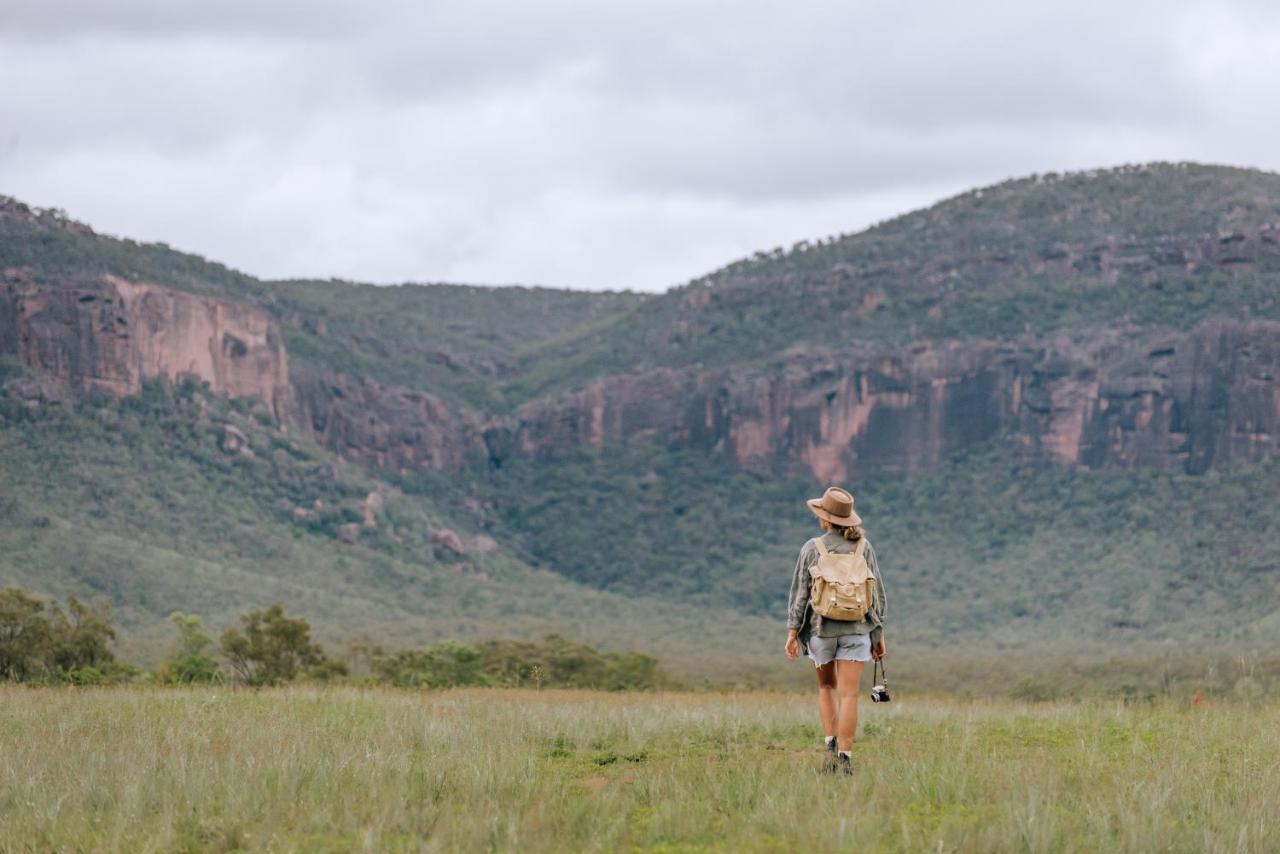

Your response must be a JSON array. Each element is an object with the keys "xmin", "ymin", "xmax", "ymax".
[{"xmin": 807, "ymin": 497, "xmax": 862, "ymax": 527}]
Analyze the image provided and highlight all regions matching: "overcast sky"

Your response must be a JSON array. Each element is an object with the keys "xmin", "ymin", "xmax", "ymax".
[{"xmin": 3, "ymin": 1, "xmax": 1279, "ymax": 291}]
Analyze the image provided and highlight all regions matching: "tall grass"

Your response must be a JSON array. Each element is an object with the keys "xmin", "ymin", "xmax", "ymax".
[{"xmin": 1, "ymin": 687, "xmax": 1277, "ymax": 852}]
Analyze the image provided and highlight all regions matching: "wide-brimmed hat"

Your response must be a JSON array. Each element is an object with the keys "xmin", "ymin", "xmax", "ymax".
[{"xmin": 806, "ymin": 486, "xmax": 862, "ymax": 526}]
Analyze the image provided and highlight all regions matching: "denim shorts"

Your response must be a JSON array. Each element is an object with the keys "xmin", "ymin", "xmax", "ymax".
[{"xmin": 808, "ymin": 633, "xmax": 871, "ymax": 667}]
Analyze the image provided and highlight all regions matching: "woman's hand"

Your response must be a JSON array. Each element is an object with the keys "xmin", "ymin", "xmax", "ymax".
[
  {"xmin": 784, "ymin": 630, "xmax": 799, "ymax": 660},
  {"xmin": 872, "ymin": 636, "xmax": 887, "ymax": 661}
]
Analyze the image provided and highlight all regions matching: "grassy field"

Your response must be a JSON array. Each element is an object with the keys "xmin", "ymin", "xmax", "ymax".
[{"xmin": 1, "ymin": 688, "xmax": 1277, "ymax": 852}]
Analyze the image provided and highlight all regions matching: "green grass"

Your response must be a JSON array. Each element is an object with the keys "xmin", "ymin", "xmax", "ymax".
[{"xmin": 1, "ymin": 687, "xmax": 1277, "ymax": 852}]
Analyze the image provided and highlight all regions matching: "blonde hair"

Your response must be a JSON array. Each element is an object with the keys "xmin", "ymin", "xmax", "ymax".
[{"xmin": 820, "ymin": 519, "xmax": 863, "ymax": 541}]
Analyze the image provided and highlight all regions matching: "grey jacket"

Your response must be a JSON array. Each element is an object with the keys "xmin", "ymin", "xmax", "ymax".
[{"xmin": 786, "ymin": 532, "xmax": 887, "ymax": 651}]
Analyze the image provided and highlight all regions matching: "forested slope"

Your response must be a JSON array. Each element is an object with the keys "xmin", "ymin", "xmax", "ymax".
[{"xmin": 2, "ymin": 162, "xmax": 1278, "ymax": 667}]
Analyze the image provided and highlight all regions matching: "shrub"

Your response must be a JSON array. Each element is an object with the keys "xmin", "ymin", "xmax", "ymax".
[
  {"xmin": 0, "ymin": 587, "xmax": 53, "ymax": 681},
  {"xmin": 358, "ymin": 634, "xmax": 669, "ymax": 691},
  {"xmin": 159, "ymin": 612, "xmax": 222, "ymax": 684},
  {"xmin": 371, "ymin": 641, "xmax": 491, "ymax": 688},
  {"xmin": 219, "ymin": 604, "xmax": 330, "ymax": 686},
  {"xmin": 0, "ymin": 587, "xmax": 119, "ymax": 683},
  {"xmin": 46, "ymin": 595, "xmax": 116, "ymax": 672}
]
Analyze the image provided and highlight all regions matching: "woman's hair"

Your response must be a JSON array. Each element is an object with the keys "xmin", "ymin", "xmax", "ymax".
[{"xmin": 820, "ymin": 519, "xmax": 863, "ymax": 541}]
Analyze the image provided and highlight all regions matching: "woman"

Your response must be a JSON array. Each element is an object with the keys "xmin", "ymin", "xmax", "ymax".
[{"xmin": 785, "ymin": 486, "xmax": 887, "ymax": 775}]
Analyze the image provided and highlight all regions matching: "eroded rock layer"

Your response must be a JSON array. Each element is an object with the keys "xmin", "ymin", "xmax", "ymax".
[
  {"xmin": 291, "ymin": 367, "xmax": 489, "ymax": 473},
  {"xmin": 2, "ymin": 272, "xmax": 1275, "ymax": 481},
  {"xmin": 1, "ymin": 271, "xmax": 291, "ymax": 418},
  {"xmin": 496, "ymin": 320, "xmax": 1280, "ymax": 478}
]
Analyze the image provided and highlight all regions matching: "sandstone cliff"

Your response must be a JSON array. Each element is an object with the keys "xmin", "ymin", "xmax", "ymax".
[
  {"xmin": 4, "ymin": 267, "xmax": 1273, "ymax": 482},
  {"xmin": 4, "ymin": 168, "xmax": 1278, "ymax": 484},
  {"xmin": 291, "ymin": 367, "xmax": 488, "ymax": 472},
  {"xmin": 0, "ymin": 270, "xmax": 291, "ymax": 418},
  {"xmin": 493, "ymin": 319, "xmax": 1280, "ymax": 479}
]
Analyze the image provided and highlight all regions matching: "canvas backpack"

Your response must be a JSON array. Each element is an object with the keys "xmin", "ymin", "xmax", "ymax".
[{"xmin": 809, "ymin": 537, "xmax": 876, "ymax": 621}]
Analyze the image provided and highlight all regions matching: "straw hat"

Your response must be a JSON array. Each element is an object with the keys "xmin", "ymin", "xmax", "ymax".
[{"xmin": 806, "ymin": 486, "xmax": 862, "ymax": 526}]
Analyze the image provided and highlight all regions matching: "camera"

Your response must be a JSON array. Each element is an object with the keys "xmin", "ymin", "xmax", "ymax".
[{"xmin": 869, "ymin": 657, "xmax": 891, "ymax": 702}]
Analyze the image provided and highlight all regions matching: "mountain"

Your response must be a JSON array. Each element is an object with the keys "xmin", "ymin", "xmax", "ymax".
[{"xmin": 2, "ymin": 162, "xmax": 1278, "ymax": 680}]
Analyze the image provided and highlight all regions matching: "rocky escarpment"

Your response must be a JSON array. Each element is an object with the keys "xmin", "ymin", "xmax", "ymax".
[
  {"xmin": 0, "ymin": 269, "xmax": 490, "ymax": 475},
  {"xmin": 0, "ymin": 270, "xmax": 291, "ymax": 417},
  {"xmin": 493, "ymin": 319, "xmax": 1280, "ymax": 478},
  {"xmin": 4, "ymin": 169, "xmax": 1278, "ymax": 484},
  {"xmin": 4, "ymin": 268, "xmax": 1273, "ymax": 483},
  {"xmin": 291, "ymin": 367, "xmax": 489, "ymax": 473}
]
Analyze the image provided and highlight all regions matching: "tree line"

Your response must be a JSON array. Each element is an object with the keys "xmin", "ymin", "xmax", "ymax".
[{"xmin": 0, "ymin": 587, "xmax": 668, "ymax": 690}]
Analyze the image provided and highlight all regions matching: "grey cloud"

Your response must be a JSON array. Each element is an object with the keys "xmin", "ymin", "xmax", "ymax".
[
  {"xmin": 2, "ymin": 0, "xmax": 1279, "ymax": 291},
  {"xmin": 2, "ymin": 0, "xmax": 364, "ymax": 37}
]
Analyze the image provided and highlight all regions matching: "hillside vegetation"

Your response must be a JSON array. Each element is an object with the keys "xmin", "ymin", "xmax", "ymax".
[
  {"xmin": 470, "ymin": 439, "xmax": 1280, "ymax": 647},
  {"xmin": 0, "ymin": 197, "xmax": 644, "ymax": 409},
  {"xmin": 0, "ymin": 381, "xmax": 776, "ymax": 677},
  {"xmin": 273, "ymin": 278, "xmax": 644, "ymax": 408},
  {"xmin": 7, "ymin": 163, "xmax": 1278, "ymax": 406},
  {"xmin": 509, "ymin": 163, "xmax": 1280, "ymax": 397},
  {"xmin": 2, "ymin": 162, "xmax": 1279, "ymax": 672}
]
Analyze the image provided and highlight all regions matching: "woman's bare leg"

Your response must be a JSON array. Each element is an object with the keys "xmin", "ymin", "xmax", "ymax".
[
  {"xmin": 815, "ymin": 661, "xmax": 838, "ymax": 738},
  {"xmin": 834, "ymin": 660, "xmax": 865, "ymax": 751}
]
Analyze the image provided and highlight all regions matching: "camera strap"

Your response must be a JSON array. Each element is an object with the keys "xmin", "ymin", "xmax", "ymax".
[{"xmin": 873, "ymin": 657, "xmax": 887, "ymax": 686}]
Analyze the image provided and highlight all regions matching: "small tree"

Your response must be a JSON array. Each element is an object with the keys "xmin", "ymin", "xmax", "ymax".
[
  {"xmin": 220, "ymin": 604, "xmax": 327, "ymax": 686},
  {"xmin": 161, "ymin": 612, "xmax": 221, "ymax": 684},
  {"xmin": 0, "ymin": 587, "xmax": 51, "ymax": 681},
  {"xmin": 46, "ymin": 595, "xmax": 116, "ymax": 673},
  {"xmin": 0, "ymin": 588, "xmax": 119, "ymax": 683}
]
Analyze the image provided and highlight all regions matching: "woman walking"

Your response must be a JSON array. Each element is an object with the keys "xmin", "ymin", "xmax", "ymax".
[{"xmin": 785, "ymin": 486, "xmax": 887, "ymax": 775}]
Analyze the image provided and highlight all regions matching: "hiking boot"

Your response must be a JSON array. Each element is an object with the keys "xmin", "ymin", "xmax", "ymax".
[
  {"xmin": 836, "ymin": 752, "xmax": 853, "ymax": 776},
  {"xmin": 819, "ymin": 739, "xmax": 839, "ymax": 774}
]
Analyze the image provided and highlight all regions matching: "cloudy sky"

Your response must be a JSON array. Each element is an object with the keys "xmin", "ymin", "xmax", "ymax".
[{"xmin": 3, "ymin": 1, "xmax": 1279, "ymax": 291}]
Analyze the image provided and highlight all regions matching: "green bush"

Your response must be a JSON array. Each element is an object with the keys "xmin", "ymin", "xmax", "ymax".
[
  {"xmin": 159, "ymin": 613, "xmax": 222, "ymax": 684},
  {"xmin": 360, "ymin": 634, "xmax": 670, "ymax": 691},
  {"xmin": 0, "ymin": 586, "xmax": 118, "ymax": 683},
  {"xmin": 370, "ymin": 640, "xmax": 492, "ymax": 688},
  {"xmin": 220, "ymin": 604, "xmax": 337, "ymax": 686}
]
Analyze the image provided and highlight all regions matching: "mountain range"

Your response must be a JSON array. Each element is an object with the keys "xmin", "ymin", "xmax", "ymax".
[{"xmin": 2, "ymin": 161, "xmax": 1278, "ymax": 682}]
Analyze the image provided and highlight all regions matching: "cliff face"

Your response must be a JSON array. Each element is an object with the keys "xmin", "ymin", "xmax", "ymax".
[
  {"xmin": 291, "ymin": 367, "xmax": 489, "ymax": 473},
  {"xmin": 4, "ymin": 269, "xmax": 1273, "ymax": 482},
  {"xmin": 495, "ymin": 319, "xmax": 1280, "ymax": 478},
  {"xmin": 5, "ymin": 168, "xmax": 1279, "ymax": 484},
  {"xmin": 0, "ymin": 271, "xmax": 291, "ymax": 417}
]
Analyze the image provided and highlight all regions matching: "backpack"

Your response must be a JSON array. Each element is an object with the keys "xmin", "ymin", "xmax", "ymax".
[{"xmin": 809, "ymin": 537, "xmax": 876, "ymax": 622}]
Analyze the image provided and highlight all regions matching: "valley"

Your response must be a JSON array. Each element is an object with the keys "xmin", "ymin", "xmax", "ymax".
[{"xmin": 2, "ymin": 162, "xmax": 1278, "ymax": 677}]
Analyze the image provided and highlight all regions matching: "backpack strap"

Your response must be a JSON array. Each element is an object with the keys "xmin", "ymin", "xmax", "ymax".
[
  {"xmin": 854, "ymin": 537, "xmax": 867, "ymax": 559},
  {"xmin": 814, "ymin": 538, "xmax": 828, "ymax": 556}
]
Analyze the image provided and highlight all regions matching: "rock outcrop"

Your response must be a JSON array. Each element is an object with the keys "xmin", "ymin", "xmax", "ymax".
[
  {"xmin": 291, "ymin": 368, "xmax": 489, "ymax": 473},
  {"xmin": 431, "ymin": 528, "xmax": 465, "ymax": 555},
  {"xmin": 3, "ymin": 252, "xmax": 1274, "ymax": 483},
  {"xmin": 491, "ymin": 319, "xmax": 1280, "ymax": 478},
  {"xmin": 0, "ymin": 271, "xmax": 291, "ymax": 418},
  {"xmin": 359, "ymin": 491, "xmax": 384, "ymax": 529}
]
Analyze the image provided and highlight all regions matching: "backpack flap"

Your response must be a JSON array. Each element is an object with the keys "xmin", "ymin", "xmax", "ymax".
[{"xmin": 809, "ymin": 538, "xmax": 875, "ymax": 621}]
